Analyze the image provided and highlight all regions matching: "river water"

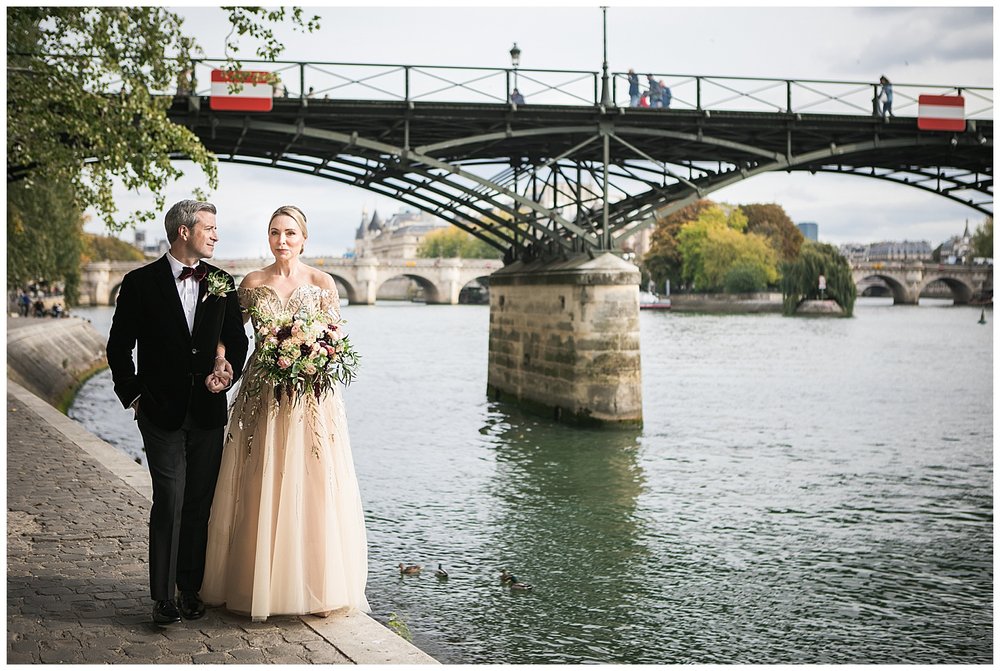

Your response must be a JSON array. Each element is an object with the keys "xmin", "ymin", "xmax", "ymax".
[{"xmin": 70, "ymin": 298, "xmax": 992, "ymax": 663}]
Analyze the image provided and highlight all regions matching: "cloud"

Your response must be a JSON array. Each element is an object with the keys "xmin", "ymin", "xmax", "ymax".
[{"xmin": 851, "ymin": 7, "xmax": 993, "ymax": 74}]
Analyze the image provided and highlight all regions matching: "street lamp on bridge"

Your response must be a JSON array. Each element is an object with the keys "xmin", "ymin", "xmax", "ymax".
[
  {"xmin": 600, "ymin": 6, "xmax": 609, "ymax": 107},
  {"xmin": 509, "ymin": 42, "xmax": 521, "ymax": 91}
]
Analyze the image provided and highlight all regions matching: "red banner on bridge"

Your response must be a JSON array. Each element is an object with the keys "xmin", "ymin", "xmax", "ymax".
[
  {"xmin": 210, "ymin": 69, "xmax": 274, "ymax": 112},
  {"xmin": 917, "ymin": 94, "xmax": 965, "ymax": 132}
]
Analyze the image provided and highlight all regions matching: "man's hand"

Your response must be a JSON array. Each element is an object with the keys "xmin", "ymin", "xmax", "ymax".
[
  {"xmin": 205, "ymin": 357, "xmax": 234, "ymax": 394},
  {"xmin": 205, "ymin": 374, "xmax": 228, "ymax": 393}
]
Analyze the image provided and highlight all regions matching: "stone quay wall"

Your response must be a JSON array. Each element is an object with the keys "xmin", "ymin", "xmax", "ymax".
[
  {"xmin": 7, "ymin": 317, "xmax": 108, "ymax": 411},
  {"xmin": 669, "ymin": 292, "xmax": 783, "ymax": 313}
]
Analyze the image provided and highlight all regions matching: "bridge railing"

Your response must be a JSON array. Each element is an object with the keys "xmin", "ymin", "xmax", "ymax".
[
  {"xmin": 191, "ymin": 58, "xmax": 601, "ymax": 106},
  {"xmin": 176, "ymin": 58, "xmax": 993, "ymax": 118},
  {"xmin": 610, "ymin": 72, "xmax": 994, "ymax": 119}
]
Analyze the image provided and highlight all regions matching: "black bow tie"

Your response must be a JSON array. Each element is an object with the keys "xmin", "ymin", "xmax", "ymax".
[{"xmin": 177, "ymin": 264, "xmax": 207, "ymax": 282}]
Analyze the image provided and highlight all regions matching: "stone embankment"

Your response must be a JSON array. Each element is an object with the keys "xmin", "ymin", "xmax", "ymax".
[
  {"xmin": 669, "ymin": 292, "xmax": 783, "ymax": 313},
  {"xmin": 7, "ymin": 316, "xmax": 108, "ymax": 411},
  {"xmin": 6, "ymin": 318, "xmax": 438, "ymax": 664}
]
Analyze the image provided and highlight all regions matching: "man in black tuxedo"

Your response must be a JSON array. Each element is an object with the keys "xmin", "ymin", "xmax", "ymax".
[{"xmin": 107, "ymin": 200, "xmax": 249, "ymax": 625}]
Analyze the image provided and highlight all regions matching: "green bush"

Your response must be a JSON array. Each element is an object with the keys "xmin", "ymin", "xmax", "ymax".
[{"xmin": 724, "ymin": 263, "xmax": 768, "ymax": 293}]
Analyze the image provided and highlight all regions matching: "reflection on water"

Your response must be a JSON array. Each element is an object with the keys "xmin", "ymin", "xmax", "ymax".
[
  {"xmin": 69, "ymin": 299, "xmax": 992, "ymax": 663},
  {"xmin": 476, "ymin": 410, "xmax": 647, "ymax": 663}
]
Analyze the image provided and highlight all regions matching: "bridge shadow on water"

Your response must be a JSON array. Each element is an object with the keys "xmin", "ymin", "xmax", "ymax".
[{"xmin": 473, "ymin": 402, "xmax": 649, "ymax": 663}]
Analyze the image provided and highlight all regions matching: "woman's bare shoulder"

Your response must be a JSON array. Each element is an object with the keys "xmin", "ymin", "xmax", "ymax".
[
  {"xmin": 306, "ymin": 266, "xmax": 338, "ymax": 291},
  {"xmin": 239, "ymin": 268, "xmax": 270, "ymax": 289}
]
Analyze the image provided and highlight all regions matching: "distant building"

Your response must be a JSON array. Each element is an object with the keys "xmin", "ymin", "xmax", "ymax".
[
  {"xmin": 838, "ymin": 243, "xmax": 869, "ymax": 262},
  {"xmin": 867, "ymin": 240, "xmax": 933, "ymax": 261},
  {"xmin": 797, "ymin": 221, "xmax": 818, "ymax": 241},
  {"xmin": 133, "ymin": 229, "xmax": 169, "ymax": 257},
  {"xmin": 839, "ymin": 240, "xmax": 932, "ymax": 262},
  {"xmin": 353, "ymin": 207, "xmax": 450, "ymax": 258},
  {"xmin": 939, "ymin": 220, "xmax": 974, "ymax": 264}
]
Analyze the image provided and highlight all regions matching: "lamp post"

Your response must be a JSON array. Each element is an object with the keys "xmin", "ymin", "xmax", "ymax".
[
  {"xmin": 509, "ymin": 42, "xmax": 521, "ymax": 92},
  {"xmin": 600, "ymin": 6, "xmax": 609, "ymax": 106}
]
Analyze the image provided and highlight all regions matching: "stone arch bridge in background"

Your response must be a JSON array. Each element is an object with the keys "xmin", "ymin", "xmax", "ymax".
[
  {"xmin": 851, "ymin": 260, "xmax": 992, "ymax": 304},
  {"xmin": 81, "ymin": 257, "xmax": 991, "ymax": 308},
  {"xmin": 78, "ymin": 257, "xmax": 501, "ymax": 307}
]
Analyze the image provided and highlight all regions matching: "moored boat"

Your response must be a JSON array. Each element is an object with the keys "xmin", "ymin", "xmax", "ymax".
[{"xmin": 639, "ymin": 290, "xmax": 671, "ymax": 310}]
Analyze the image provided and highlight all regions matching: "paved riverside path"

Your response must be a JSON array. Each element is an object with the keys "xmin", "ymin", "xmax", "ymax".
[{"xmin": 6, "ymin": 379, "xmax": 437, "ymax": 664}]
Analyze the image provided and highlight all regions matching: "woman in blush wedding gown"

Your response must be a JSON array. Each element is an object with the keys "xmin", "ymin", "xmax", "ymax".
[{"xmin": 202, "ymin": 205, "xmax": 369, "ymax": 621}]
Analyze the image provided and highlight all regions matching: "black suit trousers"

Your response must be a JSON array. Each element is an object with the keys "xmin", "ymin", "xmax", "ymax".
[{"xmin": 137, "ymin": 406, "xmax": 225, "ymax": 600}]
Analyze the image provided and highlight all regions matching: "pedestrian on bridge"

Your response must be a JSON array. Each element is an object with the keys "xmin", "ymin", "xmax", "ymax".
[
  {"xmin": 627, "ymin": 69, "xmax": 640, "ymax": 107},
  {"xmin": 659, "ymin": 80, "xmax": 672, "ymax": 109},
  {"xmin": 878, "ymin": 75, "xmax": 894, "ymax": 120},
  {"xmin": 510, "ymin": 88, "xmax": 525, "ymax": 105},
  {"xmin": 646, "ymin": 75, "xmax": 661, "ymax": 108}
]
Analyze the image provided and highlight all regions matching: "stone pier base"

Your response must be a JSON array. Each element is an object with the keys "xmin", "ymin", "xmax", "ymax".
[{"xmin": 487, "ymin": 253, "xmax": 642, "ymax": 427}]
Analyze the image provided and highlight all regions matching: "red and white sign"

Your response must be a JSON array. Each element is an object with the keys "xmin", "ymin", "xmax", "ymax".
[
  {"xmin": 917, "ymin": 94, "xmax": 965, "ymax": 132},
  {"xmin": 210, "ymin": 69, "xmax": 274, "ymax": 112}
]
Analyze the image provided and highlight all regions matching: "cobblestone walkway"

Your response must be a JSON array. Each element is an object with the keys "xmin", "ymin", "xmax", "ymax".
[{"xmin": 6, "ymin": 392, "xmax": 352, "ymax": 664}]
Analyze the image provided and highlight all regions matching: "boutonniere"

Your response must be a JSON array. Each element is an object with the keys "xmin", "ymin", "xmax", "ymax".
[{"xmin": 203, "ymin": 269, "xmax": 233, "ymax": 302}]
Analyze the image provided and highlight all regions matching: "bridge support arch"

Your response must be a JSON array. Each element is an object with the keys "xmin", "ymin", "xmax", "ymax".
[
  {"xmin": 919, "ymin": 276, "xmax": 975, "ymax": 304},
  {"xmin": 856, "ymin": 273, "xmax": 920, "ymax": 305}
]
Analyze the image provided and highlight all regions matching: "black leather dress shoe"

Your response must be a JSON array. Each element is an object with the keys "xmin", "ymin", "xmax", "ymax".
[
  {"xmin": 152, "ymin": 599, "xmax": 182, "ymax": 625},
  {"xmin": 178, "ymin": 591, "xmax": 206, "ymax": 620}
]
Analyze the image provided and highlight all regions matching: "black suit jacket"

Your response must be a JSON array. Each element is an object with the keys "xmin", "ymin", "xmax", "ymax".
[{"xmin": 106, "ymin": 255, "xmax": 249, "ymax": 431}]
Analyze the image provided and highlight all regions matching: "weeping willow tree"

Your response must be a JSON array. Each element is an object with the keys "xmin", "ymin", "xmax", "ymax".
[{"xmin": 779, "ymin": 241, "xmax": 856, "ymax": 316}]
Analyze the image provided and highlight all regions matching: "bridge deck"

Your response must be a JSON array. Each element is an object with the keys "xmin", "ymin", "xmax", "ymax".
[{"xmin": 174, "ymin": 97, "xmax": 993, "ymax": 173}]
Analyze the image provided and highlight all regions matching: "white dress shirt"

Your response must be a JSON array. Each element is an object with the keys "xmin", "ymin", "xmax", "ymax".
[{"xmin": 166, "ymin": 253, "xmax": 200, "ymax": 334}]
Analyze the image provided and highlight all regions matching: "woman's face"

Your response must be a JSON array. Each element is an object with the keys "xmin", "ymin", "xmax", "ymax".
[{"xmin": 268, "ymin": 214, "xmax": 305, "ymax": 259}]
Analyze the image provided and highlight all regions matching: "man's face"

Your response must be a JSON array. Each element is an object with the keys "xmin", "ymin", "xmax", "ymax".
[{"xmin": 181, "ymin": 211, "xmax": 218, "ymax": 259}]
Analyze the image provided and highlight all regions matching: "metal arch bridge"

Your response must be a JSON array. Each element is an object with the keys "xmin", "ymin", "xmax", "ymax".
[{"xmin": 168, "ymin": 59, "xmax": 993, "ymax": 260}]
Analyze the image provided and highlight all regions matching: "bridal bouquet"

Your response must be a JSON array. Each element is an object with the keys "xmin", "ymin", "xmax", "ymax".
[{"xmin": 248, "ymin": 306, "xmax": 360, "ymax": 404}]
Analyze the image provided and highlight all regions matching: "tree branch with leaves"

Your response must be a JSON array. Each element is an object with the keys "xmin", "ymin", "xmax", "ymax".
[{"xmin": 7, "ymin": 6, "xmax": 320, "ymax": 232}]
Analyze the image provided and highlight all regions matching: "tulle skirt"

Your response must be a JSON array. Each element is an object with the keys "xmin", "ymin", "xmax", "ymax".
[{"xmin": 202, "ymin": 378, "xmax": 369, "ymax": 619}]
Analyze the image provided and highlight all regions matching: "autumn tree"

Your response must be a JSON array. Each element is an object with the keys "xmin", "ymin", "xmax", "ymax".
[
  {"xmin": 740, "ymin": 203, "xmax": 804, "ymax": 261},
  {"xmin": 82, "ymin": 234, "xmax": 147, "ymax": 264},
  {"xmin": 417, "ymin": 227, "xmax": 502, "ymax": 259},
  {"xmin": 641, "ymin": 199, "xmax": 717, "ymax": 289},
  {"xmin": 971, "ymin": 216, "xmax": 993, "ymax": 259},
  {"xmin": 675, "ymin": 203, "xmax": 780, "ymax": 291}
]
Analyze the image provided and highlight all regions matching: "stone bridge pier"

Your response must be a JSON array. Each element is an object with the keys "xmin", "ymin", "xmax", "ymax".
[{"xmin": 487, "ymin": 253, "xmax": 642, "ymax": 427}]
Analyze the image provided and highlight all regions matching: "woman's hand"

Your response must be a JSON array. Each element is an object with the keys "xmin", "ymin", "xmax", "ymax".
[{"xmin": 205, "ymin": 356, "xmax": 234, "ymax": 393}]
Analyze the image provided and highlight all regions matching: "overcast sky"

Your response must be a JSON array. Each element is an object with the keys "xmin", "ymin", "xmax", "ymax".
[{"xmin": 91, "ymin": 3, "xmax": 994, "ymax": 258}]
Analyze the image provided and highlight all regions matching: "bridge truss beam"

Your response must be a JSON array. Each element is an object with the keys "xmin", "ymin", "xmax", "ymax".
[{"xmin": 170, "ymin": 99, "xmax": 992, "ymax": 261}]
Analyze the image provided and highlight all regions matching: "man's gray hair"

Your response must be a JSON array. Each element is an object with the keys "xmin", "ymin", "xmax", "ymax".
[{"xmin": 164, "ymin": 200, "xmax": 217, "ymax": 243}]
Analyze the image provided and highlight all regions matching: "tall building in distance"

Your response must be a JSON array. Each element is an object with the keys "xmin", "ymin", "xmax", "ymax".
[
  {"xmin": 132, "ymin": 229, "xmax": 169, "ymax": 257},
  {"xmin": 796, "ymin": 221, "xmax": 818, "ymax": 241}
]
